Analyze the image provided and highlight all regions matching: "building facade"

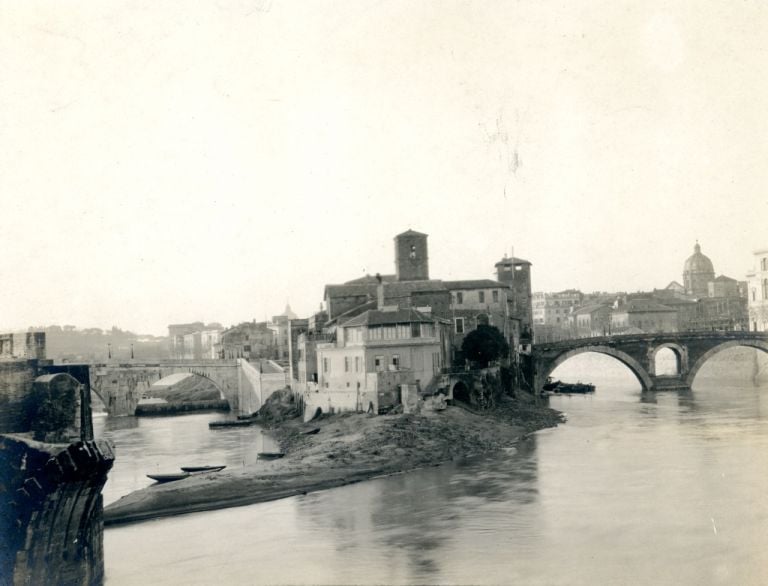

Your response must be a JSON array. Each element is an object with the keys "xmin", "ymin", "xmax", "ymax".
[
  {"xmin": 683, "ymin": 242, "xmax": 716, "ymax": 298},
  {"xmin": 747, "ymin": 248, "xmax": 768, "ymax": 331}
]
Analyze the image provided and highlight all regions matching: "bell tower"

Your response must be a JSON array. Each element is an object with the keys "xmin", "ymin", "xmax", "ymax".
[{"xmin": 394, "ymin": 230, "xmax": 429, "ymax": 281}]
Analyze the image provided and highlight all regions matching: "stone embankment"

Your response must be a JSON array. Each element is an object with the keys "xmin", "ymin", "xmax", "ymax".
[{"xmin": 103, "ymin": 397, "xmax": 563, "ymax": 525}]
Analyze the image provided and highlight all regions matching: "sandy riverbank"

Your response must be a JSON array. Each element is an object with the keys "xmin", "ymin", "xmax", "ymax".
[{"xmin": 103, "ymin": 398, "xmax": 563, "ymax": 526}]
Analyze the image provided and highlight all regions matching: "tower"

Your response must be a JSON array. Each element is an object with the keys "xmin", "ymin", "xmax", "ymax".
[
  {"xmin": 394, "ymin": 230, "xmax": 429, "ymax": 281},
  {"xmin": 496, "ymin": 253, "xmax": 533, "ymax": 340}
]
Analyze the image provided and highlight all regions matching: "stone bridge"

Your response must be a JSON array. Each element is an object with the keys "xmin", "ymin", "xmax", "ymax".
[
  {"xmin": 89, "ymin": 359, "xmax": 287, "ymax": 416},
  {"xmin": 531, "ymin": 331, "xmax": 768, "ymax": 394}
]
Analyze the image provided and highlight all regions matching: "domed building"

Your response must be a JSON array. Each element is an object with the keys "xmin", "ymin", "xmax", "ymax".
[{"xmin": 683, "ymin": 242, "xmax": 715, "ymax": 298}]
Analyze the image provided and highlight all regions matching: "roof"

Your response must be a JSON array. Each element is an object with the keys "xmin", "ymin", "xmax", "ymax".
[
  {"xmin": 344, "ymin": 274, "xmax": 396, "ymax": 285},
  {"xmin": 395, "ymin": 229, "xmax": 427, "ymax": 238},
  {"xmin": 713, "ymin": 275, "xmax": 737, "ymax": 282},
  {"xmin": 684, "ymin": 242, "xmax": 715, "ymax": 274},
  {"xmin": 385, "ymin": 280, "xmax": 447, "ymax": 295},
  {"xmin": 442, "ymin": 279, "xmax": 507, "ymax": 291},
  {"xmin": 665, "ymin": 281, "xmax": 684, "ymax": 290},
  {"xmin": 621, "ymin": 299, "xmax": 677, "ymax": 313},
  {"xmin": 342, "ymin": 308, "xmax": 447, "ymax": 328},
  {"xmin": 495, "ymin": 256, "xmax": 531, "ymax": 266},
  {"xmin": 324, "ymin": 283, "xmax": 377, "ymax": 298},
  {"xmin": 571, "ymin": 303, "xmax": 609, "ymax": 316},
  {"xmin": 324, "ymin": 300, "xmax": 377, "ymax": 327}
]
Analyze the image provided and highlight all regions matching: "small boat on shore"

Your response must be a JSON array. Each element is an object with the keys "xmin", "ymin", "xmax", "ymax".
[
  {"xmin": 180, "ymin": 465, "xmax": 226, "ymax": 473},
  {"xmin": 147, "ymin": 472, "xmax": 190, "ymax": 483},
  {"xmin": 302, "ymin": 427, "xmax": 320, "ymax": 435},
  {"xmin": 237, "ymin": 413, "xmax": 258, "ymax": 420},
  {"xmin": 257, "ymin": 452, "xmax": 285, "ymax": 460}
]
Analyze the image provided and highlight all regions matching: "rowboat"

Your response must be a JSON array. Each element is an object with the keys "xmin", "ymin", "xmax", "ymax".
[
  {"xmin": 146, "ymin": 472, "xmax": 190, "ymax": 483},
  {"xmin": 209, "ymin": 419, "xmax": 256, "ymax": 428},
  {"xmin": 180, "ymin": 465, "xmax": 226, "ymax": 473},
  {"xmin": 257, "ymin": 452, "xmax": 285, "ymax": 460}
]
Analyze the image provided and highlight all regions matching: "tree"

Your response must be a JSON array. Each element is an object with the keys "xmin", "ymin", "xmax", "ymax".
[{"xmin": 460, "ymin": 324, "xmax": 509, "ymax": 367}]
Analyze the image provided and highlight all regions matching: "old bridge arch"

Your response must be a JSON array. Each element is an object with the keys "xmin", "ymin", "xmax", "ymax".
[
  {"xmin": 685, "ymin": 339, "xmax": 768, "ymax": 388},
  {"xmin": 651, "ymin": 342, "xmax": 687, "ymax": 376},
  {"xmin": 150, "ymin": 372, "xmax": 227, "ymax": 401},
  {"xmin": 542, "ymin": 345, "xmax": 654, "ymax": 393}
]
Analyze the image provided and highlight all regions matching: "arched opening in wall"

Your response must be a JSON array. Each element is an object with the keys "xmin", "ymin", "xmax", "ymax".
[
  {"xmin": 688, "ymin": 344, "xmax": 768, "ymax": 389},
  {"xmin": 548, "ymin": 352, "xmax": 644, "ymax": 397},
  {"xmin": 476, "ymin": 314, "xmax": 489, "ymax": 326},
  {"xmin": 148, "ymin": 373, "xmax": 226, "ymax": 404},
  {"xmin": 654, "ymin": 347, "xmax": 680, "ymax": 376},
  {"xmin": 452, "ymin": 381, "xmax": 470, "ymax": 403}
]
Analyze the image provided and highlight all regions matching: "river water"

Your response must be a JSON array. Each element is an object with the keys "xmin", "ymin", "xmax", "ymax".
[{"xmin": 101, "ymin": 354, "xmax": 768, "ymax": 585}]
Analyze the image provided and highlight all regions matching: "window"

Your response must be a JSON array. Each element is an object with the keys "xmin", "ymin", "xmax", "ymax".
[
  {"xmin": 355, "ymin": 356, "xmax": 361, "ymax": 372},
  {"xmin": 344, "ymin": 357, "xmax": 350, "ymax": 372},
  {"xmin": 479, "ymin": 291, "xmax": 485, "ymax": 303},
  {"xmin": 492, "ymin": 290, "xmax": 499, "ymax": 303},
  {"xmin": 392, "ymin": 354, "xmax": 400, "ymax": 368},
  {"xmin": 456, "ymin": 292, "xmax": 463, "ymax": 304},
  {"xmin": 455, "ymin": 317, "xmax": 464, "ymax": 334},
  {"xmin": 411, "ymin": 322, "xmax": 421, "ymax": 337},
  {"xmin": 410, "ymin": 245, "xmax": 417, "ymax": 259},
  {"xmin": 762, "ymin": 258, "xmax": 767, "ymax": 271},
  {"xmin": 243, "ymin": 345, "xmax": 251, "ymax": 352},
  {"xmin": 323, "ymin": 357, "xmax": 329, "ymax": 373},
  {"xmin": 374, "ymin": 355, "xmax": 384, "ymax": 371},
  {"xmin": 763, "ymin": 279, "xmax": 768, "ymax": 300}
]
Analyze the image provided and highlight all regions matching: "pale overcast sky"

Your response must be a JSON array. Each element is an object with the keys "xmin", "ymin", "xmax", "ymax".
[{"xmin": 2, "ymin": 1, "xmax": 766, "ymax": 335}]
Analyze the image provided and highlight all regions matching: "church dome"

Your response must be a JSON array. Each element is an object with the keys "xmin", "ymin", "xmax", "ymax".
[{"xmin": 684, "ymin": 243, "xmax": 714, "ymax": 274}]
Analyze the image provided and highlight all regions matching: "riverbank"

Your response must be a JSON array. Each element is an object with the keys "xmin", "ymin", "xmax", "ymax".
[{"xmin": 103, "ymin": 397, "xmax": 563, "ymax": 526}]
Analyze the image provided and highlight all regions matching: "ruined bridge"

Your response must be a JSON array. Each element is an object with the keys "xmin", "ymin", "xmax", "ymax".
[
  {"xmin": 89, "ymin": 359, "xmax": 286, "ymax": 416},
  {"xmin": 531, "ymin": 331, "xmax": 768, "ymax": 394}
]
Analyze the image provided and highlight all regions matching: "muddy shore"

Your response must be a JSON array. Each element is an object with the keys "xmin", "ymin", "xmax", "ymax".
[{"xmin": 103, "ymin": 398, "xmax": 563, "ymax": 526}]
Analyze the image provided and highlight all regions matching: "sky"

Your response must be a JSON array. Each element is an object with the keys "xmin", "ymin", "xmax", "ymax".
[{"xmin": 2, "ymin": 1, "xmax": 767, "ymax": 336}]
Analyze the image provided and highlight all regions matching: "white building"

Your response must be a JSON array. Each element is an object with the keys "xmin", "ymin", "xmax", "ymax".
[{"xmin": 747, "ymin": 248, "xmax": 768, "ymax": 331}]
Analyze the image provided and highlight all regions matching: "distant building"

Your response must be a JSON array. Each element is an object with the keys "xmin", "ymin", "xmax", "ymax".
[
  {"xmin": 683, "ymin": 242, "xmax": 715, "ymax": 298},
  {"xmin": 567, "ymin": 303, "xmax": 612, "ymax": 338},
  {"xmin": 216, "ymin": 321, "xmax": 275, "ymax": 360},
  {"xmin": 747, "ymin": 248, "xmax": 768, "ymax": 331},
  {"xmin": 708, "ymin": 275, "xmax": 741, "ymax": 299},
  {"xmin": 168, "ymin": 322, "xmax": 204, "ymax": 359},
  {"xmin": 495, "ymin": 255, "xmax": 533, "ymax": 350},
  {"xmin": 532, "ymin": 290, "xmax": 583, "ymax": 342},
  {"xmin": 611, "ymin": 298, "xmax": 678, "ymax": 333}
]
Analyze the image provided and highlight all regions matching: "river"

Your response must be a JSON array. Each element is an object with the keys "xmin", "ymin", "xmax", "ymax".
[{"xmin": 100, "ymin": 353, "xmax": 768, "ymax": 585}]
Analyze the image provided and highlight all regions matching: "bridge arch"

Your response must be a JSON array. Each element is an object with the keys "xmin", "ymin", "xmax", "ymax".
[
  {"xmin": 541, "ymin": 345, "xmax": 654, "ymax": 392},
  {"xmin": 685, "ymin": 340, "xmax": 768, "ymax": 388},
  {"xmin": 151, "ymin": 372, "xmax": 227, "ymax": 401},
  {"xmin": 651, "ymin": 342, "xmax": 687, "ymax": 376}
]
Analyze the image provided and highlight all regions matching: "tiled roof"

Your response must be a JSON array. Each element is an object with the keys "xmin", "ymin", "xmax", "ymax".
[
  {"xmin": 442, "ymin": 279, "xmax": 507, "ymax": 290},
  {"xmin": 324, "ymin": 300, "xmax": 377, "ymax": 327},
  {"xmin": 342, "ymin": 308, "xmax": 446, "ymax": 327}
]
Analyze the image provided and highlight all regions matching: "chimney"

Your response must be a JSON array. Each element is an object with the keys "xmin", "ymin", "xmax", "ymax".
[{"xmin": 376, "ymin": 273, "xmax": 384, "ymax": 310}]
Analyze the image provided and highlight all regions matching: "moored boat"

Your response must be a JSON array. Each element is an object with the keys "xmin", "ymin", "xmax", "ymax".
[
  {"xmin": 257, "ymin": 452, "xmax": 285, "ymax": 460},
  {"xmin": 209, "ymin": 419, "xmax": 256, "ymax": 428},
  {"xmin": 180, "ymin": 465, "xmax": 226, "ymax": 473},
  {"xmin": 543, "ymin": 378, "xmax": 595, "ymax": 394},
  {"xmin": 147, "ymin": 472, "xmax": 190, "ymax": 483}
]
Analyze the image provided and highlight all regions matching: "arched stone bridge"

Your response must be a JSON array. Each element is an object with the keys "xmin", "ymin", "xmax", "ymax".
[{"xmin": 531, "ymin": 331, "xmax": 768, "ymax": 394}]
